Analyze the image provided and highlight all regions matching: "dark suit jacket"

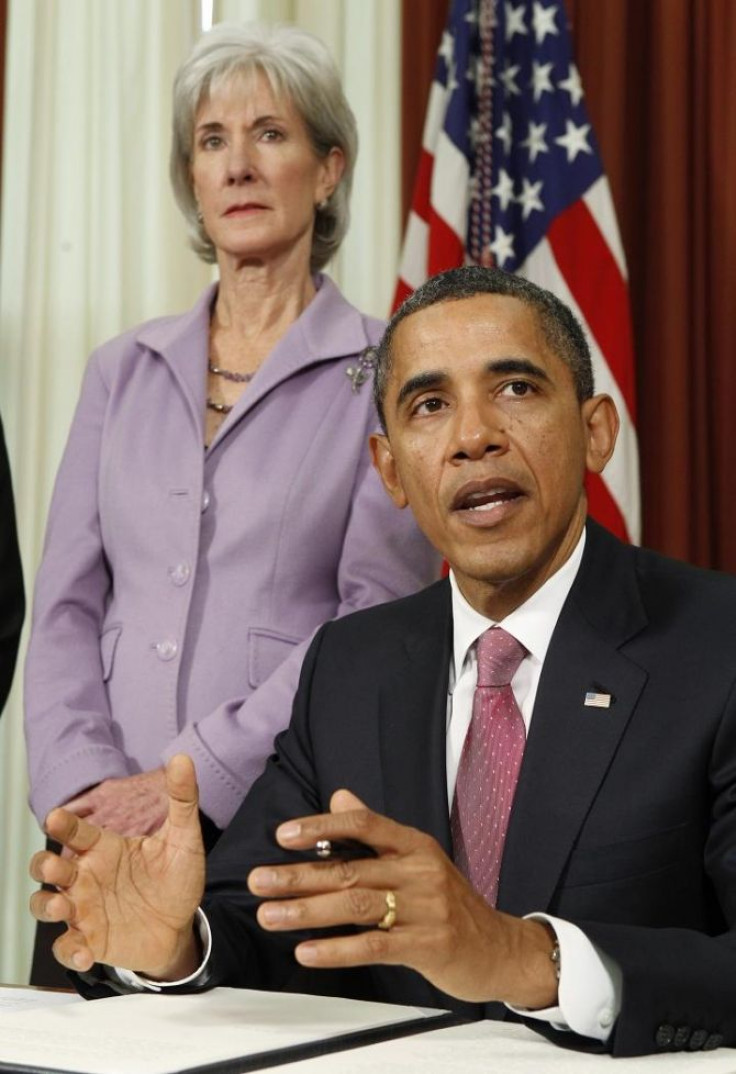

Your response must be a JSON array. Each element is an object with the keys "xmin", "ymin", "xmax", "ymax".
[
  {"xmin": 192, "ymin": 521, "xmax": 736, "ymax": 1056},
  {"xmin": 0, "ymin": 414, "xmax": 24, "ymax": 714}
]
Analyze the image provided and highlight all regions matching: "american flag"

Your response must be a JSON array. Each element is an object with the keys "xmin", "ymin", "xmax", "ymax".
[{"xmin": 395, "ymin": 0, "xmax": 640, "ymax": 543}]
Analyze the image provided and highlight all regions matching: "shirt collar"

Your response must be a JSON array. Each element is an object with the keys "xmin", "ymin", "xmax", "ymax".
[{"xmin": 449, "ymin": 528, "xmax": 586, "ymax": 683}]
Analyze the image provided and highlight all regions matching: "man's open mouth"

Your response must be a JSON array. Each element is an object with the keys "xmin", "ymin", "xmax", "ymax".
[{"xmin": 452, "ymin": 481, "xmax": 524, "ymax": 513}]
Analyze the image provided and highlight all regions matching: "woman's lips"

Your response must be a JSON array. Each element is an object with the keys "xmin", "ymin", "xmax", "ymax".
[{"xmin": 224, "ymin": 203, "xmax": 268, "ymax": 216}]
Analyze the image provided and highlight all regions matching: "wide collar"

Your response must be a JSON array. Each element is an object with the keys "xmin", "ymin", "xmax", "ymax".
[
  {"xmin": 135, "ymin": 276, "xmax": 376, "ymax": 449},
  {"xmin": 449, "ymin": 531, "xmax": 586, "ymax": 696}
]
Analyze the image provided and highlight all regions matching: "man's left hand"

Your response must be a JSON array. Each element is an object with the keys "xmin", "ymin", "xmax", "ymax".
[{"xmin": 248, "ymin": 790, "xmax": 558, "ymax": 1010}]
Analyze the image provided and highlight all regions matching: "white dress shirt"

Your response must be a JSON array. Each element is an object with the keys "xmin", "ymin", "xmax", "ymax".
[{"xmin": 123, "ymin": 530, "xmax": 621, "ymax": 1042}]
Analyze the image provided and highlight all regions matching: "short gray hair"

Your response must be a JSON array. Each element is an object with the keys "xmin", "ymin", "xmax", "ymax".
[
  {"xmin": 170, "ymin": 22, "xmax": 357, "ymax": 271},
  {"xmin": 373, "ymin": 266, "xmax": 595, "ymax": 430}
]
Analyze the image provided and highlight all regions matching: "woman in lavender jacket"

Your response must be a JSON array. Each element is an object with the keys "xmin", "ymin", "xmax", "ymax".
[{"xmin": 24, "ymin": 24, "xmax": 437, "ymax": 853}]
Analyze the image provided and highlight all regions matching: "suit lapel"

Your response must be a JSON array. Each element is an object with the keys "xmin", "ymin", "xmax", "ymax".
[
  {"xmin": 497, "ymin": 522, "xmax": 649, "ymax": 916},
  {"xmin": 377, "ymin": 582, "xmax": 454, "ymax": 855},
  {"xmin": 372, "ymin": 582, "xmax": 478, "ymax": 1016}
]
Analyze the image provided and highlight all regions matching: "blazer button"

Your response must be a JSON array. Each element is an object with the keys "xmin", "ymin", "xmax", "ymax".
[
  {"xmin": 703, "ymin": 1033, "xmax": 723, "ymax": 1051},
  {"xmin": 168, "ymin": 563, "xmax": 191, "ymax": 586},
  {"xmin": 655, "ymin": 1024, "xmax": 675, "ymax": 1048},
  {"xmin": 155, "ymin": 639, "xmax": 178, "ymax": 661},
  {"xmin": 688, "ymin": 1029, "xmax": 708, "ymax": 1050},
  {"xmin": 673, "ymin": 1026, "xmax": 691, "ymax": 1049},
  {"xmin": 201, "ymin": 489, "xmax": 210, "ymax": 513}
]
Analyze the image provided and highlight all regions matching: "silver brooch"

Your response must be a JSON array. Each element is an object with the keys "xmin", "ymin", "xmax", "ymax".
[{"xmin": 346, "ymin": 346, "xmax": 377, "ymax": 393}]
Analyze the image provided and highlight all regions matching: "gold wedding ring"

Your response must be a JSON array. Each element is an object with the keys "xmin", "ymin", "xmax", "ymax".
[{"xmin": 377, "ymin": 890, "xmax": 397, "ymax": 930}]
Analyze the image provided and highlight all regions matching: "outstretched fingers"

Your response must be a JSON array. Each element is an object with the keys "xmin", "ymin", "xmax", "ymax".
[
  {"xmin": 30, "ymin": 888, "xmax": 74, "ymax": 926},
  {"xmin": 294, "ymin": 925, "xmax": 427, "ymax": 971},
  {"xmin": 29, "ymin": 846, "xmax": 77, "ymax": 890},
  {"xmin": 256, "ymin": 882, "xmax": 400, "ymax": 933},
  {"xmin": 275, "ymin": 791, "xmax": 426, "ymax": 859},
  {"xmin": 52, "ymin": 926, "xmax": 97, "ymax": 972},
  {"xmin": 43, "ymin": 808, "xmax": 104, "ymax": 856}
]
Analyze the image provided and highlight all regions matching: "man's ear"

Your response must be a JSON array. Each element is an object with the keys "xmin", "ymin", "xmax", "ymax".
[
  {"xmin": 583, "ymin": 394, "xmax": 619, "ymax": 475},
  {"xmin": 369, "ymin": 432, "xmax": 409, "ymax": 509}
]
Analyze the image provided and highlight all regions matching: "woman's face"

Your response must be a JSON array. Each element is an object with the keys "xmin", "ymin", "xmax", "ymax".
[{"xmin": 190, "ymin": 71, "xmax": 343, "ymax": 269}]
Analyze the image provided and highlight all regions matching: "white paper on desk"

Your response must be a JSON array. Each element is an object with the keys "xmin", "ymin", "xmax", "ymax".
[
  {"xmin": 0, "ymin": 987, "xmax": 440, "ymax": 1074},
  {"xmin": 0, "ymin": 988, "xmax": 83, "ymax": 1016}
]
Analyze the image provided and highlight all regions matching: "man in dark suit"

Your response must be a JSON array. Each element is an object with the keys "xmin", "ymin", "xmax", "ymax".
[
  {"xmin": 31, "ymin": 268, "xmax": 736, "ymax": 1057},
  {"xmin": 0, "ymin": 412, "xmax": 24, "ymax": 714}
]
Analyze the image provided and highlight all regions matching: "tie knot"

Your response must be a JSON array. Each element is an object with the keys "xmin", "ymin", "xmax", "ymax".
[{"xmin": 476, "ymin": 627, "xmax": 526, "ymax": 687}]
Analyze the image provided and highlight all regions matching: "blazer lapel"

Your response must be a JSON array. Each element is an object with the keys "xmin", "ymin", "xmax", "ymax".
[
  {"xmin": 377, "ymin": 582, "xmax": 454, "ymax": 855},
  {"xmin": 497, "ymin": 522, "xmax": 649, "ymax": 917},
  {"xmin": 136, "ymin": 285, "xmax": 216, "ymax": 443},
  {"xmin": 206, "ymin": 276, "xmax": 375, "ymax": 453}
]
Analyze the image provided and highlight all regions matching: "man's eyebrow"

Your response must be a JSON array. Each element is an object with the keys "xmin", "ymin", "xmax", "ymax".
[
  {"xmin": 395, "ymin": 371, "xmax": 448, "ymax": 411},
  {"xmin": 485, "ymin": 357, "xmax": 550, "ymax": 381},
  {"xmin": 394, "ymin": 357, "xmax": 551, "ymax": 412}
]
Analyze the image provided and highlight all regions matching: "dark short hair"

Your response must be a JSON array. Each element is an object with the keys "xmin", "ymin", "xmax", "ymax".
[{"xmin": 373, "ymin": 266, "xmax": 594, "ymax": 431}]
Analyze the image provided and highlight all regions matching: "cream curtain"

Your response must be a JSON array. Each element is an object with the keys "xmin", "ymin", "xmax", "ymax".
[
  {"xmin": 0, "ymin": 0, "xmax": 400, "ymax": 985},
  {"xmin": 0, "ymin": 0, "xmax": 208, "ymax": 986}
]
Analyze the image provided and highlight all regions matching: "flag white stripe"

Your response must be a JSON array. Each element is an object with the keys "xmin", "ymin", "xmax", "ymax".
[
  {"xmin": 583, "ymin": 177, "xmax": 628, "ymax": 282},
  {"xmin": 422, "ymin": 80, "xmax": 451, "ymax": 153},
  {"xmin": 520, "ymin": 239, "xmax": 641, "ymax": 542},
  {"xmin": 398, "ymin": 211, "xmax": 430, "ymax": 291},
  {"xmin": 430, "ymin": 131, "xmax": 471, "ymax": 241}
]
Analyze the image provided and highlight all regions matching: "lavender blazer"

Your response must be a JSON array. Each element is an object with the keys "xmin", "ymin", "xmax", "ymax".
[{"xmin": 24, "ymin": 277, "xmax": 439, "ymax": 828}]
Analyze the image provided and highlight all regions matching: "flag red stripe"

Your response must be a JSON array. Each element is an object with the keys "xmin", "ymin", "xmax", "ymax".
[
  {"xmin": 428, "ymin": 208, "xmax": 465, "ymax": 276},
  {"xmin": 412, "ymin": 149, "xmax": 434, "ymax": 221},
  {"xmin": 585, "ymin": 472, "xmax": 630, "ymax": 542},
  {"xmin": 547, "ymin": 200, "xmax": 637, "ymax": 419},
  {"xmin": 393, "ymin": 278, "xmax": 413, "ymax": 312}
]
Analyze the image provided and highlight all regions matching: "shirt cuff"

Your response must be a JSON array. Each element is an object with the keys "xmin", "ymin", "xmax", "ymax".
[
  {"xmin": 113, "ymin": 909, "xmax": 212, "ymax": 992},
  {"xmin": 506, "ymin": 913, "xmax": 622, "ymax": 1042}
]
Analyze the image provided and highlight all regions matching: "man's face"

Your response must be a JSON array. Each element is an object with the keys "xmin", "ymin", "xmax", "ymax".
[{"xmin": 370, "ymin": 293, "xmax": 618, "ymax": 617}]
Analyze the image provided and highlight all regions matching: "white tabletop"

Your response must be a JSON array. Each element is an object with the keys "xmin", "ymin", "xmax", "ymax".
[
  {"xmin": 1, "ymin": 987, "xmax": 733, "ymax": 1073},
  {"xmin": 269, "ymin": 1018, "xmax": 736, "ymax": 1073}
]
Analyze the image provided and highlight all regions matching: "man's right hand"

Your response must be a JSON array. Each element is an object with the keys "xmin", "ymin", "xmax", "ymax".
[{"xmin": 29, "ymin": 754, "xmax": 205, "ymax": 980}]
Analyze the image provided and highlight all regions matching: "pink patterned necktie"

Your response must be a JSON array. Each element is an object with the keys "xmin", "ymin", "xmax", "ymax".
[{"xmin": 451, "ymin": 626, "xmax": 527, "ymax": 907}]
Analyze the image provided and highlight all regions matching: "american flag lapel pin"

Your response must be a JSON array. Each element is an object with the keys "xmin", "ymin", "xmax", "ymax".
[{"xmin": 584, "ymin": 690, "xmax": 612, "ymax": 709}]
